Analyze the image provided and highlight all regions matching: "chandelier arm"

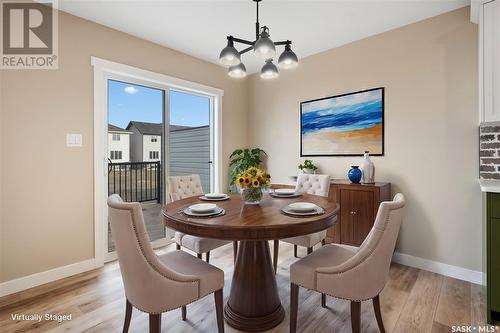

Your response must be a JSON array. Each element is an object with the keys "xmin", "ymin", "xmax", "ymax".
[
  {"xmin": 231, "ymin": 37, "xmax": 256, "ymax": 46},
  {"xmin": 239, "ymin": 46, "xmax": 254, "ymax": 55},
  {"xmin": 275, "ymin": 40, "xmax": 292, "ymax": 46}
]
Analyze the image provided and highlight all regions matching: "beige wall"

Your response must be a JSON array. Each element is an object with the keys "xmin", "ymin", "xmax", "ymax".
[
  {"xmin": 248, "ymin": 7, "xmax": 481, "ymax": 271},
  {"xmin": 0, "ymin": 11, "xmax": 248, "ymax": 282},
  {"xmin": 0, "ymin": 6, "xmax": 481, "ymax": 283}
]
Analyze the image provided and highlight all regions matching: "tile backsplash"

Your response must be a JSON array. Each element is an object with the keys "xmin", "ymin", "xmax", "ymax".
[{"xmin": 480, "ymin": 124, "xmax": 500, "ymax": 179}]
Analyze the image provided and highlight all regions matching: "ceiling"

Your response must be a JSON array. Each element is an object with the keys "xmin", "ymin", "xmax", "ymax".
[{"xmin": 58, "ymin": 0, "xmax": 469, "ymax": 74}]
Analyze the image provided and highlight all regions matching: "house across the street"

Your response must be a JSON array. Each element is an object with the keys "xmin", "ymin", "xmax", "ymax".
[
  {"xmin": 126, "ymin": 121, "xmax": 164, "ymax": 162},
  {"xmin": 107, "ymin": 124, "xmax": 132, "ymax": 162}
]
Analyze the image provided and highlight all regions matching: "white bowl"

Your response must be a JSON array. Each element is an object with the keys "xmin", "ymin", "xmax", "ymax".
[
  {"xmin": 288, "ymin": 202, "xmax": 317, "ymax": 212},
  {"xmin": 204, "ymin": 192, "xmax": 227, "ymax": 199},
  {"xmin": 275, "ymin": 188, "xmax": 296, "ymax": 195},
  {"xmin": 189, "ymin": 203, "xmax": 217, "ymax": 213}
]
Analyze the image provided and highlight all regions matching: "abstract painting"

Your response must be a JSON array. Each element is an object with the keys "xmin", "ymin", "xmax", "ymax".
[{"xmin": 300, "ymin": 87, "xmax": 384, "ymax": 156}]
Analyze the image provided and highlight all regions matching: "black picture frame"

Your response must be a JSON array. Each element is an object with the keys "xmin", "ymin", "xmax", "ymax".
[{"xmin": 300, "ymin": 87, "xmax": 385, "ymax": 157}]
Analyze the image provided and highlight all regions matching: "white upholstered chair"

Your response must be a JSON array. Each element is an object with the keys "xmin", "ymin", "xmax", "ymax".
[
  {"xmin": 168, "ymin": 175, "xmax": 237, "ymax": 263},
  {"xmin": 107, "ymin": 194, "xmax": 224, "ymax": 333},
  {"xmin": 273, "ymin": 174, "xmax": 331, "ymax": 273},
  {"xmin": 289, "ymin": 193, "xmax": 405, "ymax": 333}
]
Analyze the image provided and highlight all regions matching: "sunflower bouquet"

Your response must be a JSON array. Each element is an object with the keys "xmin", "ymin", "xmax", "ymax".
[{"xmin": 236, "ymin": 166, "xmax": 271, "ymax": 204}]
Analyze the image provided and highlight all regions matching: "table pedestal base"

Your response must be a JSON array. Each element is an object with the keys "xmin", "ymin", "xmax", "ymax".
[{"xmin": 224, "ymin": 240, "xmax": 285, "ymax": 331}]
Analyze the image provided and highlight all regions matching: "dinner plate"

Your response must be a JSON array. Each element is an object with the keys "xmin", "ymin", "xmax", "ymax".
[
  {"xmin": 199, "ymin": 194, "xmax": 230, "ymax": 201},
  {"xmin": 183, "ymin": 207, "xmax": 224, "ymax": 217},
  {"xmin": 204, "ymin": 192, "xmax": 228, "ymax": 199},
  {"xmin": 287, "ymin": 202, "xmax": 317, "ymax": 212},
  {"xmin": 280, "ymin": 206, "xmax": 325, "ymax": 217},
  {"xmin": 188, "ymin": 203, "xmax": 217, "ymax": 213},
  {"xmin": 274, "ymin": 188, "xmax": 296, "ymax": 195},
  {"xmin": 270, "ymin": 192, "xmax": 302, "ymax": 198}
]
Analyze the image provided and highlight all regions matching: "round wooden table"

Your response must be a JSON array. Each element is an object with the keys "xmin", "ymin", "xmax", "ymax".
[{"xmin": 162, "ymin": 193, "xmax": 339, "ymax": 332}]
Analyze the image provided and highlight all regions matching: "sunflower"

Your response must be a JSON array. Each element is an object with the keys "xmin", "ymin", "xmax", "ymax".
[
  {"xmin": 252, "ymin": 179, "xmax": 260, "ymax": 188},
  {"xmin": 238, "ymin": 176, "xmax": 245, "ymax": 185},
  {"xmin": 244, "ymin": 176, "xmax": 251, "ymax": 185}
]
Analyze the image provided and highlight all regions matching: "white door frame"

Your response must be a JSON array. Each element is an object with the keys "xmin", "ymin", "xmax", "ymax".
[{"xmin": 92, "ymin": 57, "xmax": 224, "ymax": 267}]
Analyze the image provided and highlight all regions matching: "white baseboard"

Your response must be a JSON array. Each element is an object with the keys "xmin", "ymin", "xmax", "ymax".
[
  {"xmin": 0, "ymin": 246, "xmax": 486, "ymax": 298},
  {"xmin": 0, "ymin": 259, "xmax": 99, "ymax": 297},
  {"xmin": 338, "ymin": 244, "xmax": 484, "ymax": 285},
  {"xmin": 392, "ymin": 252, "xmax": 485, "ymax": 285}
]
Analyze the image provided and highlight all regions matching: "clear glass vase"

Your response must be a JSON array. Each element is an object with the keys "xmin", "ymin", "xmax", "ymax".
[{"xmin": 241, "ymin": 187, "xmax": 263, "ymax": 205}]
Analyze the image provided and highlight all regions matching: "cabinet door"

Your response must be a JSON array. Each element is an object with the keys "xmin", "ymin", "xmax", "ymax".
[
  {"xmin": 340, "ymin": 189, "xmax": 375, "ymax": 246},
  {"xmin": 491, "ymin": 218, "xmax": 500, "ymax": 312},
  {"xmin": 340, "ymin": 189, "xmax": 354, "ymax": 245},
  {"xmin": 326, "ymin": 185, "xmax": 341, "ymax": 243},
  {"xmin": 351, "ymin": 190, "xmax": 375, "ymax": 245},
  {"xmin": 482, "ymin": 0, "xmax": 500, "ymax": 122}
]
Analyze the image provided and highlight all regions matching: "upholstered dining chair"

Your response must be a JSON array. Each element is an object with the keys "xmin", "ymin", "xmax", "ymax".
[
  {"xmin": 289, "ymin": 193, "xmax": 406, "ymax": 333},
  {"xmin": 273, "ymin": 173, "xmax": 331, "ymax": 273},
  {"xmin": 168, "ymin": 174, "xmax": 238, "ymax": 263},
  {"xmin": 107, "ymin": 194, "xmax": 224, "ymax": 333}
]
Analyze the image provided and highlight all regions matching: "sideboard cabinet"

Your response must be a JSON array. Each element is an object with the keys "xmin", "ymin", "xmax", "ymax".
[
  {"xmin": 326, "ymin": 180, "xmax": 391, "ymax": 246},
  {"xmin": 272, "ymin": 180, "xmax": 391, "ymax": 246}
]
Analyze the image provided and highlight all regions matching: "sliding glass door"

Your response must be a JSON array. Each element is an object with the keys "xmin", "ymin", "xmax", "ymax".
[
  {"xmin": 105, "ymin": 79, "xmax": 215, "ymax": 258},
  {"xmin": 168, "ymin": 89, "xmax": 213, "ymax": 193},
  {"xmin": 107, "ymin": 80, "xmax": 166, "ymax": 254}
]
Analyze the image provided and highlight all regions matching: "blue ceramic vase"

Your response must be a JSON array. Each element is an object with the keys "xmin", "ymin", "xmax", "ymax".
[{"xmin": 348, "ymin": 166, "xmax": 362, "ymax": 183}]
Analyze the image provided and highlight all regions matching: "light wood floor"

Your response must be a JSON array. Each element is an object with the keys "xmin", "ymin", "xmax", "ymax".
[{"xmin": 0, "ymin": 242, "xmax": 489, "ymax": 333}]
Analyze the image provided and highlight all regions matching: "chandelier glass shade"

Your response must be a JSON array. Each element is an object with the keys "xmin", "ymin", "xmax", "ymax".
[
  {"xmin": 228, "ymin": 62, "xmax": 247, "ymax": 78},
  {"xmin": 278, "ymin": 43, "xmax": 298, "ymax": 69},
  {"xmin": 219, "ymin": 40, "xmax": 241, "ymax": 66},
  {"xmin": 254, "ymin": 27, "xmax": 276, "ymax": 60},
  {"xmin": 260, "ymin": 59, "xmax": 279, "ymax": 79},
  {"xmin": 218, "ymin": 0, "xmax": 298, "ymax": 79}
]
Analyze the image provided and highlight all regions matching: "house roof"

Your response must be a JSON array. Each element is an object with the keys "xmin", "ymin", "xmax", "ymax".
[
  {"xmin": 108, "ymin": 124, "xmax": 132, "ymax": 133},
  {"xmin": 126, "ymin": 121, "xmax": 195, "ymax": 135}
]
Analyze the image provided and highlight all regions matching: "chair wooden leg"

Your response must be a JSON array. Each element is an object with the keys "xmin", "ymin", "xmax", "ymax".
[
  {"xmin": 350, "ymin": 301, "xmax": 361, "ymax": 333},
  {"xmin": 290, "ymin": 283, "xmax": 299, "ymax": 333},
  {"xmin": 294, "ymin": 245, "xmax": 298, "ymax": 258},
  {"xmin": 273, "ymin": 240, "xmax": 279, "ymax": 274},
  {"xmin": 233, "ymin": 241, "xmax": 238, "ymax": 263},
  {"xmin": 373, "ymin": 295, "xmax": 386, "ymax": 333},
  {"xmin": 307, "ymin": 247, "xmax": 313, "ymax": 255},
  {"xmin": 176, "ymin": 243, "xmax": 181, "ymax": 250},
  {"xmin": 321, "ymin": 239, "xmax": 326, "ymax": 246},
  {"xmin": 149, "ymin": 313, "xmax": 161, "ymax": 333},
  {"xmin": 122, "ymin": 299, "xmax": 132, "ymax": 333},
  {"xmin": 206, "ymin": 251, "xmax": 210, "ymax": 263},
  {"xmin": 181, "ymin": 305, "xmax": 186, "ymax": 321},
  {"xmin": 321, "ymin": 293, "xmax": 326, "ymax": 308},
  {"xmin": 214, "ymin": 289, "xmax": 224, "ymax": 333},
  {"xmin": 197, "ymin": 253, "xmax": 202, "ymax": 259}
]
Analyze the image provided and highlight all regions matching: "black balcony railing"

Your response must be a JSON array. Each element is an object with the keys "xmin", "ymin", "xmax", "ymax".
[{"xmin": 108, "ymin": 161, "xmax": 161, "ymax": 203}]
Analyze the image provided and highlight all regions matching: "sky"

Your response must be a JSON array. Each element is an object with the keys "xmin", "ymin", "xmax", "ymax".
[
  {"xmin": 108, "ymin": 80, "xmax": 210, "ymax": 129},
  {"xmin": 301, "ymin": 88, "xmax": 383, "ymax": 114}
]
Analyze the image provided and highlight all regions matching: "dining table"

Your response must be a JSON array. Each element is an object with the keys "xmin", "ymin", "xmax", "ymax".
[{"xmin": 162, "ymin": 192, "xmax": 340, "ymax": 332}]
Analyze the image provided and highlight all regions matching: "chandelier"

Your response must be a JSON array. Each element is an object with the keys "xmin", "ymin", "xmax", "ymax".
[{"xmin": 219, "ymin": 0, "xmax": 298, "ymax": 79}]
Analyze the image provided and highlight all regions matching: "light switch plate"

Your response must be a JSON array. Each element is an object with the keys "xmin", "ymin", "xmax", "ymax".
[{"xmin": 66, "ymin": 133, "xmax": 82, "ymax": 147}]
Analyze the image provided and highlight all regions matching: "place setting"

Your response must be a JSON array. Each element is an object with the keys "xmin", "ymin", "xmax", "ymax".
[
  {"xmin": 270, "ymin": 188, "xmax": 302, "ymax": 198},
  {"xmin": 199, "ymin": 192, "xmax": 230, "ymax": 201},
  {"xmin": 182, "ymin": 203, "xmax": 225, "ymax": 217},
  {"xmin": 280, "ymin": 201, "xmax": 325, "ymax": 217}
]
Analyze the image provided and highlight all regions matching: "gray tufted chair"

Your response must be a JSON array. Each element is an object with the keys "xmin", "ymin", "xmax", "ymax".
[
  {"xmin": 168, "ymin": 175, "xmax": 237, "ymax": 263},
  {"xmin": 289, "ymin": 194, "xmax": 405, "ymax": 333},
  {"xmin": 107, "ymin": 194, "xmax": 224, "ymax": 333},
  {"xmin": 273, "ymin": 174, "xmax": 331, "ymax": 273}
]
